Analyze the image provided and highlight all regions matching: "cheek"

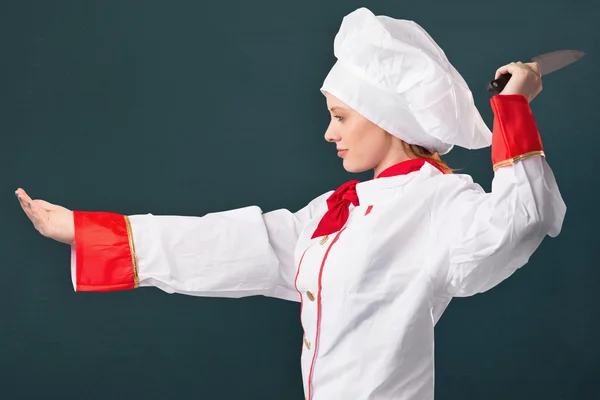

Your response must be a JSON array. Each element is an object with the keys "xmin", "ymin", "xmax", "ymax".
[
  {"xmin": 345, "ymin": 132, "xmax": 381, "ymax": 167},
  {"xmin": 356, "ymin": 127, "xmax": 386, "ymax": 157},
  {"xmin": 341, "ymin": 120, "xmax": 388, "ymax": 165}
]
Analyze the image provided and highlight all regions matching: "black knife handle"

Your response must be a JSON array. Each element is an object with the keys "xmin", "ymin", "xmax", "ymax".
[{"xmin": 487, "ymin": 73, "xmax": 512, "ymax": 95}]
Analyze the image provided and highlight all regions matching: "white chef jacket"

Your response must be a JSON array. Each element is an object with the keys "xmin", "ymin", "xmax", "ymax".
[{"xmin": 70, "ymin": 97, "xmax": 565, "ymax": 399}]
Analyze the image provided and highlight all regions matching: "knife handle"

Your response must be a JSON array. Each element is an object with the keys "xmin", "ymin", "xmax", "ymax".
[{"xmin": 487, "ymin": 73, "xmax": 512, "ymax": 95}]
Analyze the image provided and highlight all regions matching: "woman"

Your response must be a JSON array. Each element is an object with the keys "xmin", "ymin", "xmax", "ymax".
[{"xmin": 15, "ymin": 7, "xmax": 565, "ymax": 400}]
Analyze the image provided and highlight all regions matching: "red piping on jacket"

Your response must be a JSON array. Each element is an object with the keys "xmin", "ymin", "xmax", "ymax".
[
  {"xmin": 306, "ymin": 228, "xmax": 346, "ymax": 400},
  {"xmin": 294, "ymin": 247, "xmax": 310, "ymax": 345}
]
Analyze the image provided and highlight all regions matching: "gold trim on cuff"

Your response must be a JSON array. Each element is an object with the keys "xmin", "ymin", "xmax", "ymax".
[
  {"xmin": 124, "ymin": 216, "xmax": 140, "ymax": 288},
  {"xmin": 493, "ymin": 150, "xmax": 545, "ymax": 171}
]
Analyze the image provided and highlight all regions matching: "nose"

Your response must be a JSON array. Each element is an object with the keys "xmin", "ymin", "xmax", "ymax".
[{"xmin": 324, "ymin": 122, "xmax": 340, "ymax": 143}]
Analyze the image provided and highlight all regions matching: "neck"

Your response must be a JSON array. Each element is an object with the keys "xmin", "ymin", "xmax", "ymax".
[
  {"xmin": 373, "ymin": 136, "xmax": 414, "ymax": 178},
  {"xmin": 373, "ymin": 153, "xmax": 413, "ymax": 178}
]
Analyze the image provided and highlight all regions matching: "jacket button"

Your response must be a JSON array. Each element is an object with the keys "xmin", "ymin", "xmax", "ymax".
[
  {"xmin": 306, "ymin": 291, "xmax": 315, "ymax": 301},
  {"xmin": 304, "ymin": 338, "xmax": 311, "ymax": 350}
]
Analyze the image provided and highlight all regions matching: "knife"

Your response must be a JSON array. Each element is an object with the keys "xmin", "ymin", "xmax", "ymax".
[{"xmin": 487, "ymin": 49, "xmax": 585, "ymax": 94}]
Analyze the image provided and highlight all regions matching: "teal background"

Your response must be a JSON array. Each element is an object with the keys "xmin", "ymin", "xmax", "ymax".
[{"xmin": 1, "ymin": 1, "xmax": 597, "ymax": 399}]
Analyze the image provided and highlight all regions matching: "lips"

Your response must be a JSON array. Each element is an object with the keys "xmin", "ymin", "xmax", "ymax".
[{"xmin": 337, "ymin": 149, "xmax": 348, "ymax": 157}]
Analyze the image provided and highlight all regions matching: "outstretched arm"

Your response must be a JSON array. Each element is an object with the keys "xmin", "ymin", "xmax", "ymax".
[{"xmin": 16, "ymin": 188, "xmax": 331, "ymax": 302}]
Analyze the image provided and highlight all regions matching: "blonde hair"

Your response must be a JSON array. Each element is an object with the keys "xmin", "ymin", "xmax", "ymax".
[{"xmin": 401, "ymin": 142, "xmax": 454, "ymax": 174}]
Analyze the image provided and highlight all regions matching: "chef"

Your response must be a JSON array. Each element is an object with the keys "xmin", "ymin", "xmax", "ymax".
[{"xmin": 16, "ymin": 7, "xmax": 565, "ymax": 400}]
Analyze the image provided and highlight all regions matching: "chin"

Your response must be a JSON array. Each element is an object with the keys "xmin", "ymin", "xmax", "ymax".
[{"xmin": 342, "ymin": 159, "xmax": 371, "ymax": 174}]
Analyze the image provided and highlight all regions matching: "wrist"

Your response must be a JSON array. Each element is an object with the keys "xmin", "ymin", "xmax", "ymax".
[{"xmin": 490, "ymin": 94, "xmax": 543, "ymax": 170}]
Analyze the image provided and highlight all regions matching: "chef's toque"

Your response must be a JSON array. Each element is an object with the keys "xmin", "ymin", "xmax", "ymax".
[{"xmin": 321, "ymin": 7, "xmax": 492, "ymax": 154}]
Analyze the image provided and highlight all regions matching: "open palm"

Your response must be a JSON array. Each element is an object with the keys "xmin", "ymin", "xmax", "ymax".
[{"xmin": 15, "ymin": 188, "xmax": 74, "ymax": 245}]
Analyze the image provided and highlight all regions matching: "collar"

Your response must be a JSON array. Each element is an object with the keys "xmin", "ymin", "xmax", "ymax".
[
  {"xmin": 356, "ymin": 159, "xmax": 446, "ymax": 205},
  {"xmin": 375, "ymin": 158, "xmax": 444, "ymax": 178},
  {"xmin": 310, "ymin": 158, "xmax": 446, "ymax": 239}
]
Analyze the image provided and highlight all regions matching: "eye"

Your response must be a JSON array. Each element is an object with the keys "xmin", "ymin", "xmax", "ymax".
[{"xmin": 333, "ymin": 115, "xmax": 344, "ymax": 122}]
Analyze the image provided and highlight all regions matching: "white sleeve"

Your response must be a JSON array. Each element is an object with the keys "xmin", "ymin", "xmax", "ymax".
[
  {"xmin": 70, "ymin": 191, "xmax": 331, "ymax": 301},
  {"xmin": 437, "ymin": 156, "xmax": 566, "ymax": 297},
  {"xmin": 130, "ymin": 191, "xmax": 331, "ymax": 301}
]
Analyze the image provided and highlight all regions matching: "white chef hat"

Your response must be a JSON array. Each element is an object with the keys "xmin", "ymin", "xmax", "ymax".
[{"xmin": 321, "ymin": 7, "xmax": 492, "ymax": 155}]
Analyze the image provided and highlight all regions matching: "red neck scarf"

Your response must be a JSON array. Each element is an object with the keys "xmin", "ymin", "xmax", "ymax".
[{"xmin": 311, "ymin": 158, "xmax": 445, "ymax": 239}]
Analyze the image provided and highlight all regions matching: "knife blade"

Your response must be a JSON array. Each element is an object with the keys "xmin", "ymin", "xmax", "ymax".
[{"xmin": 487, "ymin": 49, "xmax": 584, "ymax": 95}]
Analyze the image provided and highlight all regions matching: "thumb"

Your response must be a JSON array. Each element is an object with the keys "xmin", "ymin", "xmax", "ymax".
[{"xmin": 525, "ymin": 61, "xmax": 541, "ymax": 77}]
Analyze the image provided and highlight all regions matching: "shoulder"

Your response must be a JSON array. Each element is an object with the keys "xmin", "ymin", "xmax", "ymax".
[
  {"xmin": 296, "ymin": 189, "xmax": 334, "ymax": 216},
  {"xmin": 425, "ymin": 170, "xmax": 487, "ymax": 213},
  {"xmin": 307, "ymin": 189, "xmax": 334, "ymax": 207}
]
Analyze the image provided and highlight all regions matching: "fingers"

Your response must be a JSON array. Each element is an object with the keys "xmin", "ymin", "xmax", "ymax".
[
  {"xmin": 15, "ymin": 188, "xmax": 34, "ymax": 217},
  {"xmin": 495, "ymin": 61, "xmax": 540, "ymax": 79},
  {"xmin": 16, "ymin": 188, "xmax": 65, "ymax": 211},
  {"xmin": 15, "ymin": 188, "xmax": 48, "ymax": 232},
  {"xmin": 16, "ymin": 189, "xmax": 36, "ymax": 220},
  {"xmin": 15, "ymin": 188, "xmax": 28, "ymax": 202},
  {"xmin": 494, "ymin": 63, "xmax": 514, "ymax": 79},
  {"xmin": 495, "ymin": 62, "xmax": 515, "ymax": 79}
]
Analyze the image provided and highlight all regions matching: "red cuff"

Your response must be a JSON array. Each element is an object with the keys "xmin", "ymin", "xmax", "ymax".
[
  {"xmin": 73, "ymin": 211, "xmax": 138, "ymax": 292},
  {"xmin": 490, "ymin": 94, "xmax": 544, "ymax": 170}
]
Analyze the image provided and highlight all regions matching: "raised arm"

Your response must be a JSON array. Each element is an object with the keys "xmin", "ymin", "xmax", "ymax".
[
  {"xmin": 433, "ymin": 62, "xmax": 566, "ymax": 297},
  {"xmin": 16, "ymin": 188, "xmax": 331, "ymax": 302}
]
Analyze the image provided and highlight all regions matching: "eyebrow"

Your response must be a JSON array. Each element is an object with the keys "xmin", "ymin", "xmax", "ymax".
[{"xmin": 329, "ymin": 106, "xmax": 345, "ymax": 112}]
